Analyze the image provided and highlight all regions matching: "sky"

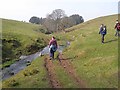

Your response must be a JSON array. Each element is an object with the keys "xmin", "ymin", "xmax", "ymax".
[{"xmin": 0, "ymin": 0, "xmax": 119, "ymax": 22}]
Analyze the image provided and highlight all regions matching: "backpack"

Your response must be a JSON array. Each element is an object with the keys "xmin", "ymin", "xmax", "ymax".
[
  {"xmin": 116, "ymin": 23, "xmax": 120, "ymax": 30},
  {"xmin": 50, "ymin": 45, "xmax": 57, "ymax": 52},
  {"xmin": 102, "ymin": 28, "xmax": 107, "ymax": 35}
]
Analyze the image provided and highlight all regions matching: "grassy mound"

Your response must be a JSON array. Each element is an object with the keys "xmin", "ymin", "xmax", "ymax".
[{"xmin": 2, "ymin": 19, "xmax": 49, "ymax": 67}]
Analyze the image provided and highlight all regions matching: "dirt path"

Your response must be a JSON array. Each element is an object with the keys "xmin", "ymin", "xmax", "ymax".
[
  {"xmin": 44, "ymin": 57, "xmax": 62, "ymax": 88},
  {"xmin": 57, "ymin": 53, "xmax": 88, "ymax": 88}
]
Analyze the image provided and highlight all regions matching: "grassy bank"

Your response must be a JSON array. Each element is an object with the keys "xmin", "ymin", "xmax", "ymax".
[
  {"xmin": 2, "ymin": 56, "xmax": 50, "ymax": 88},
  {"xmin": 2, "ymin": 19, "xmax": 49, "ymax": 67},
  {"xmin": 55, "ymin": 15, "xmax": 118, "ymax": 88}
]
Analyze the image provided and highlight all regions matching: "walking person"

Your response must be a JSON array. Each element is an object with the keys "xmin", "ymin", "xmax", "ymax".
[
  {"xmin": 49, "ymin": 36, "xmax": 58, "ymax": 60},
  {"xmin": 114, "ymin": 20, "xmax": 120, "ymax": 36},
  {"xmin": 99, "ymin": 24, "xmax": 107, "ymax": 44}
]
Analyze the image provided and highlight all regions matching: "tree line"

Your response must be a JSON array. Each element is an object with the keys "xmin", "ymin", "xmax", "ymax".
[{"xmin": 29, "ymin": 9, "xmax": 84, "ymax": 33}]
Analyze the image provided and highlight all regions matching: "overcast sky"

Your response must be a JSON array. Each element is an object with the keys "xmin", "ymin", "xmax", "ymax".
[{"xmin": 0, "ymin": 0, "xmax": 119, "ymax": 22}]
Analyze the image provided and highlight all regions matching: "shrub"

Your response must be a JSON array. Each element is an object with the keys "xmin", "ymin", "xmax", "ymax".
[
  {"xmin": 5, "ymin": 79, "xmax": 19, "ymax": 87},
  {"xmin": 23, "ymin": 69, "xmax": 39, "ymax": 76}
]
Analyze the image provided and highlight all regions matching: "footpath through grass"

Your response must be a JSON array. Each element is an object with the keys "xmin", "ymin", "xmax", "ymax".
[
  {"xmin": 2, "ymin": 14, "xmax": 118, "ymax": 88},
  {"xmin": 54, "ymin": 14, "xmax": 118, "ymax": 88}
]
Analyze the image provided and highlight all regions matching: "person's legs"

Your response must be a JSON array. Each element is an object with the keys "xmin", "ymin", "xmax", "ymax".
[
  {"xmin": 50, "ymin": 49, "xmax": 55, "ymax": 60},
  {"xmin": 118, "ymin": 30, "xmax": 120, "ymax": 37},
  {"xmin": 49, "ymin": 48, "xmax": 53, "ymax": 59},
  {"xmin": 101, "ymin": 34, "xmax": 104, "ymax": 43},
  {"xmin": 53, "ymin": 51, "xmax": 55, "ymax": 59},
  {"xmin": 115, "ymin": 30, "xmax": 118, "ymax": 36},
  {"xmin": 103, "ymin": 34, "xmax": 105, "ymax": 43}
]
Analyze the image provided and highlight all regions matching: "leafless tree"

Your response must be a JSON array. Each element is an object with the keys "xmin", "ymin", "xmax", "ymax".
[
  {"xmin": 42, "ymin": 9, "xmax": 84, "ymax": 33},
  {"xmin": 43, "ymin": 9, "xmax": 66, "ymax": 32}
]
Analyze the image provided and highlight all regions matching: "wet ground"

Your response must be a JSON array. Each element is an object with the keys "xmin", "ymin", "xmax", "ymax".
[{"xmin": 1, "ymin": 45, "xmax": 66, "ymax": 81}]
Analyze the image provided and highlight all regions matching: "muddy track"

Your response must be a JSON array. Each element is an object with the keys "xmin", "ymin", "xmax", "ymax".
[
  {"xmin": 44, "ymin": 57, "xmax": 62, "ymax": 88},
  {"xmin": 58, "ymin": 53, "xmax": 87, "ymax": 88}
]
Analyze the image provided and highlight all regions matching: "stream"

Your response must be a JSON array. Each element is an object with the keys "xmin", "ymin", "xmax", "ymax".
[{"xmin": 1, "ymin": 43, "xmax": 69, "ymax": 81}]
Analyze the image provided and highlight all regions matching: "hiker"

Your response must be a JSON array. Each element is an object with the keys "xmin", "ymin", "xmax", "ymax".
[
  {"xmin": 99, "ymin": 24, "xmax": 107, "ymax": 43},
  {"xmin": 49, "ymin": 36, "xmax": 58, "ymax": 60},
  {"xmin": 114, "ymin": 20, "xmax": 120, "ymax": 36}
]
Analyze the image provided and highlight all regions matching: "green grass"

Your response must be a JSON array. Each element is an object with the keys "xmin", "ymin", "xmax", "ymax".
[
  {"xmin": 2, "ymin": 56, "xmax": 50, "ymax": 88},
  {"xmin": 2, "ymin": 14, "xmax": 118, "ymax": 88},
  {"xmin": 2, "ymin": 19, "xmax": 50, "ymax": 67},
  {"xmin": 53, "ymin": 61, "xmax": 79, "ymax": 88},
  {"xmin": 2, "ymin": 19, "xmax": 49, "ymax": 48},
  {"xmin": 54, "ymin": 14, "xmax": 118, "ymax": 88}
]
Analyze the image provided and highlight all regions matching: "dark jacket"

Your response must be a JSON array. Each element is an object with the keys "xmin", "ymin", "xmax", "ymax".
[{"xmin": 99, "ymin": 27, "xmax": 107, "ymax": 35}]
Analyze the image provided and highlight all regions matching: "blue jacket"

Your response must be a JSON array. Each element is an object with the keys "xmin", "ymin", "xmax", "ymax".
[{"xmin": 99, "ymin": 27, "xmax": 107, "ymax": 35}]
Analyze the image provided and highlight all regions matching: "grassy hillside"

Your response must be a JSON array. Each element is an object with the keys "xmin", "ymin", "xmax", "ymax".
[
  {"xmin": 54, "ymin": 14, "xmax": 118, "ymax": 88},
  {"xmin": 2, "ymin": 19, "xmax": 49, "ymax": 67},
  {"xmin": 2, "ymin": 15, "xmax": 118, "ymax": 88}
]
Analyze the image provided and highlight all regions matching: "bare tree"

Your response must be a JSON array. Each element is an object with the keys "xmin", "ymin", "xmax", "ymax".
[
  {"xmin": 43, "ymin": 18, "xmax": 56, "ymax": 33},
  {"xmin": 49, "ymin": 9, "xmax": 66, "ymax": 20},
  {"xmin": 44, "ymin": 9, "xmax": 66, "ymax": 32},
  {"xmin": 42, "ymin": 9, "xmax": 84, "ymax": 33}
]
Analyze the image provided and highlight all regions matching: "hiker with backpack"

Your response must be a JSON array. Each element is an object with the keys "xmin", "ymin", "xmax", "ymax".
[
  {"xmin": 49, "ymin": 36, "xmax": 58, "ymax": 60},
  {"xmin": 114, "ymin": 20, "xmax": 120, "ymax": 36},
  {"xmin": 99, "ymin": 24, "xmax": 107, "ymax": 43}
]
